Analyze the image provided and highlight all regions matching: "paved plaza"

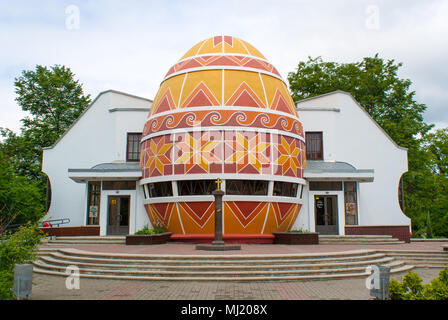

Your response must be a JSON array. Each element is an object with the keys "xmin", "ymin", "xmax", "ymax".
[
  {"xmin": 30, "ymin": 267, "xmax": 442, "ymax": 300},
  {"xmin": 30, "ymin": 241, "xmax": 448, "ymax": 300}
]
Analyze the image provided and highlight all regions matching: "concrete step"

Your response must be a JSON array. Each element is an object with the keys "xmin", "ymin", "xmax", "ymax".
[
  {"xmin": 320, "ymin": 235, "xmax": 394, "ymax": 239},
  {"xmin": 47, "ymin": 248, "xmax": 379, "ymax": 260},
  {"xmin": 46, "ymin": 240, "xmax": 125, "ymax": 245},
  {"xmin": 33, "ymin": 264, "xmax": 414, "ymax": 281},
  {"xmin": 382, "ymin": 251, "xmax": 448, "ymax": 257},
  {"xmin": 45, "ymin": 236, "xmax": 126, "ymax": 245},
  {"xmin": 411, "ymin": 238, "xmax": 448, "ymax": 242},
  {"xmin": 380, "ymin": 250, "xmax": 448, "ymax": 268},
  {"xmin": 318, "ymin": 235, "xmax": 404, "ymax": 245},
  {"xmin": 33, "ymin": 248, "xmax": 413, "ymax": 281},
  {"xmin": 41, "ymin": 250, "xmax": 389, "ymax": 266},
  {"xmin": 38, "ymin": 254, "xmax": 395, "ymax": 271},
  {"xmin": 319, "ymin": 241, "xmax": 405, "ymax": 245},
  {"xmin": 32, "ymin": 259, "xmax": 408, "ymax": 280},
  {"xmin": 55, "ymin": 236, "xmax": 126, "ymax": 240}
]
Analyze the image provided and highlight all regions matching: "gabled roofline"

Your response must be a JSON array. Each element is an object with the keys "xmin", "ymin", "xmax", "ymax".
[
  {"xmin": 42, "ymin": 90, "xmax": 153, "ymax": 150},
  {"xmin": 296, "ymin": 90, "xmax": 408, "ymax": 151}
]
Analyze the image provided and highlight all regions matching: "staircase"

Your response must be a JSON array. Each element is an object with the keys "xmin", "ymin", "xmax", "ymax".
[
  {"xmin": 319, "ymin": 235, "xmax": 404, "ymax": 245},
  {"xmin": 43, "ymin": 235, "xmax": 406, "ymax": 246},
  {"xmin": 380, "ymin": 250, "xmax": 448, "ymax": 268},
  {"xmin": 33, "ymin": 248, "xmax": 413, "ymax": 281},
  {"xmin": 45, "ymin": 236, "xmax": 126, "ymax": 245}
]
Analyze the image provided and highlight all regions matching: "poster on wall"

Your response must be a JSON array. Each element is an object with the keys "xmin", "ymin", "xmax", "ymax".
[
  {"xmin": 89, "ymin": 205, "xmax": 98, "ymax": 218},
  {"xmin": 345, "ymin": 203, "xmax": 356, "ymax": 215}
]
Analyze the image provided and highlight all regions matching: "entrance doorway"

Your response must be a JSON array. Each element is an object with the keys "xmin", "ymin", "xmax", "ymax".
[
  {"xmin": 314, "ymin": 195, "xmax": 338, "ymax": 235},
  {"xmin": 107, "ymin": 196, "xmax": 130, "ymax": 235}
]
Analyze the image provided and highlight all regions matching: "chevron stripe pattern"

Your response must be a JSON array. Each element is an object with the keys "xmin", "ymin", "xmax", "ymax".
[{"xmin": 141, "ymin": 36, "xmax": 306, "ymax": 235}]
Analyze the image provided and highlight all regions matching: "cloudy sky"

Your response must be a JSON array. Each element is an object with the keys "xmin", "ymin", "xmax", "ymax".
[{"xmin": 1, "ymin": 0, "xmax": 447, "ymax": 133}]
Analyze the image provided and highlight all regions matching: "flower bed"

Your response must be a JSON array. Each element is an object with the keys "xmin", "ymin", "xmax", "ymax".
[
  {"xmin": 273, "ymin": 232, "xmax": 319, "ymax": 245},
  {"xmin": 125, "ymin": 232, "xmax": 173, "ymax": 245}
]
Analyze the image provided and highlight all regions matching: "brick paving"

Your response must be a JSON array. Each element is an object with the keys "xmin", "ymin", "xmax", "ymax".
[
  {"xmin": 32, "ymin": 241, "xmax": 447, "ymax": 300},
  {"xmin": 40, "ymin": 241, "xmax": 448, "ymax": 256},
  {"xmin": 30, "ymin": 267, "xmax": 444, "ymax": 300}
]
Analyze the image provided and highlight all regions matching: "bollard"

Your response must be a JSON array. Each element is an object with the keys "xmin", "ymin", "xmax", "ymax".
[
  {"xmin": 13, "ymin": 264, "xmax": 33, "ymax": 300},
  {"xmin": 370, "ymin": 265, "xmax": 390, "ymax": 300}
]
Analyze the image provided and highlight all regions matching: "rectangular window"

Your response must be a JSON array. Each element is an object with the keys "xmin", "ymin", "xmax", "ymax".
[
  {"xmin": 102, "ymin": 181, "xmax": 136, "ymax": 190},
  {"xmin": 344, "ymin": 182, "xmax": 358, "ymax": 225},
  {"xmin": 87, "ymin": 181, "xmax": 101, "ymax": 225},
  {"xmin": 148, "ymin": 182, "xmax": 173, "ymax": 198},
  {"xmin": 305, "ymin": 132, "xmax": 323, "ymax": 160},
  {"xmin": 178, "ymin": 180, "xmax": 215, "ymax": 196},
  {"xmin": 126, "ymin": 133, "xmax": 142, "ymax": 162},
  {"xmin": 142, "ymin": 185, "xmax": 148, "ymax": 199},
  {"xmin": 226, "ymin": 180, "xmax": 269, "ymax": 196},
  {"xmin": 309, "ymin": 181, "xmax": 342, "ymax": 191},
  {"xmin": 273, "ymin": 181, "xmax": 299, "ymax": 197}
]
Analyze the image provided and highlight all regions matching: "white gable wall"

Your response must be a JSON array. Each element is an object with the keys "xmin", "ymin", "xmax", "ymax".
[
  {"xmin": 296, "ymin": 92, "xmax": 410, "ymax": 230},
  {"xmin": 42, "ymin": 91, "xmax": 152, "ymax": 229}
]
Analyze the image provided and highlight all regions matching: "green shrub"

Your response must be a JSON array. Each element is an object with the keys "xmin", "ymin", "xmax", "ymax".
[
  {"xmin": 134, "ymin": 225, "xmax": 166, "ymax": 235},
  {"xmin": 289, "ymin": 229, "xmax": 310, "ymax": 233},
  {"xmin": 389, "ymin": 269, "xmax": 448, "ymax": 300},
  {"xmin": 0, "ymin": 223, "xmax": 44, "ymax": 300}
]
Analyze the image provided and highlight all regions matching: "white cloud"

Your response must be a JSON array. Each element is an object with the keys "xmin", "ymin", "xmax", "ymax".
[{"xmin": 1, "ymin": 0, "xmax": 447, "ymax": 133}]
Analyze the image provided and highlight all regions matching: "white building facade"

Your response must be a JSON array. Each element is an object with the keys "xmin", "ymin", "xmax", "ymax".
[
  {"xmin": 295, "ymin": 91, "xmax": 410, "ymax": 241},
  {"xmin": 42, "ymin": 90, "xmax": 411, "ymax": 241}
]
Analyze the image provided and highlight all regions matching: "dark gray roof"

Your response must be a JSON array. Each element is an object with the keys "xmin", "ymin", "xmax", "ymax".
[
  {"xmin": 305, "ymin": 161, "xmax": 373, "ymax": 173},
  {"xmin": 69, "ymin": 162, "xmax": 142, "ymax": 173}
]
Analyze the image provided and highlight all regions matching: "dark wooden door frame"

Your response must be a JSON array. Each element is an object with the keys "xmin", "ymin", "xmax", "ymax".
[
  {"xmin": 314, "ymin": 195, "xmax": 339, "ymax": 235},
  {"xmin": 107, "ymin": 195, "xmax": 130, "ymax": 235}
]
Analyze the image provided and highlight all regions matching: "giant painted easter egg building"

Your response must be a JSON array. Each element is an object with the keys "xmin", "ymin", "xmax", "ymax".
[{"xmin": 140, "ymin": 36, "xmax": 306, "ymax": 238}]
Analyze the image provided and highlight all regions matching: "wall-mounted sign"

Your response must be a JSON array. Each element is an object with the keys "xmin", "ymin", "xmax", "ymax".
[
  {"xmin": 345, "ymin": 203, "xmax": 356, "ymax": 215},
  {"xmin": 89, "ymin": 205, "xmax": 98, "ymax": 218},
  {"xmin": 316, "ymin": 198, "xmax": 324, "ymax": 209}
]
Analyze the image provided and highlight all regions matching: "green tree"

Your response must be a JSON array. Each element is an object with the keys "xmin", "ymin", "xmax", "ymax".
[
  {"xmin": 422, "ymin": 128, "xmax": 448, "ymax": 236},
  {"xmin": 0, "ymin": 151, "xmax": 44, "ymax": 228},
  {"xmin": 0, "ymin": 65, "xmax": 91, "ymax": 220},
  {"xmin": 288, "ymin": 55, "xmax": 446, "ymax": 236},
  {"xmin": 0, "ymin": 223, "xmax": 44, "ymax": 300}
]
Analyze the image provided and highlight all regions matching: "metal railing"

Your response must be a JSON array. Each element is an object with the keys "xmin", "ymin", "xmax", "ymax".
[{"xmin": 4, "ymin": 218, "xmax": 71, "ymax": 232}]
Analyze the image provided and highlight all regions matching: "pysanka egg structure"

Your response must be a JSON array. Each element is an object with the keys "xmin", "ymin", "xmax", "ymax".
[{"xmin": 140, "ymin": 36, "xmax": 306, "ymax": 236}]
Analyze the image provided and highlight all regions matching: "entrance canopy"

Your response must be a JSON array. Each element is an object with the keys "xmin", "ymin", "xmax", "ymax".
[
  {"xmin": 68, "ymin": 162, "xmax": 142, "ymax": 183},
  {"xmin": 304, "ymin": 161, "xmax": 374, "ymax": 182}
]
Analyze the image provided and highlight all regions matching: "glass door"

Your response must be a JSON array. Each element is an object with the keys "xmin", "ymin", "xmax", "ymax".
[
  {"xmin": 314, "ymin": 195, "xmax": 338, "ymax": 235},
  {"xmin": 107, "ymin": 196, "xmax": 130, "ymax": 235}
]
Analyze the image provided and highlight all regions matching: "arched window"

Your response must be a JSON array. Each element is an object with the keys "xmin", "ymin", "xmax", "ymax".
[{"xmin": 45, "ymin": 175, "xmax": 52, "ymax": 212}]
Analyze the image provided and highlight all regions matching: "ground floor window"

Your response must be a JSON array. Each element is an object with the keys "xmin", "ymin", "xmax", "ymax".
[
  {"xmin": 398, "ymin": 176, "xmax": 404, "ymax": 212},
  {"xmin": 87, "ymin": 181, "xmax": 101, "ymax": 225},
  {"xmin": 344, "ymin": 181, "xmax": 358, "ymax": 225},
  {"xmin": 309, "ymin": 181, "xmax": 342, "ymax": 191},
  {"xmin": 178, "ymin": 180, "xmax": 215, "ymax": 196},
  {"xmin": 226, "ymin": 180, "xmax": 269, "ymax": 196},
  {"xmin": 102, "ymin": 181, "xmax": 136, "ymax": 190},
  {"xmin": 148, "ymin": 182, "xmax": 173, "ymax": 197},
  {"xmin": 273, "ymin": 181, "xmax": 299, "ymax": 197}
]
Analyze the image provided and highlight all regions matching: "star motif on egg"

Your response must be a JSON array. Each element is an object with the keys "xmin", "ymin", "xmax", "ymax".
[
  {"xmin": 275, "ymin": 136, "xmax": 301, "ymax": 176},
  {"xmin": 175, "ymin": 132, "xmax": 221, "ymax": 173}
]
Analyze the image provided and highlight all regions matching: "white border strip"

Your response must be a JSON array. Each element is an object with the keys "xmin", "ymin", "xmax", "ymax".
[
  {"xmin": 139, "ymin": 174, "xmax": 306, "ymax": 185},
  {"xmin": 163, "ymin": 66, "xmax": 284, "ymax": 83},
  {"xmin": 143, "ymin": 195, "xmax": 302, "ymax": 205},
  {"xmin": 141, "ymin": 126, "xmax": 305, "ymax": 144},
  {"xmin": 147, "ymin": 105, "xmax": 300, "ymax": 122},
  {"xmin": 176, "ymin": 52, "xmax": 270, "ymax": 65}
]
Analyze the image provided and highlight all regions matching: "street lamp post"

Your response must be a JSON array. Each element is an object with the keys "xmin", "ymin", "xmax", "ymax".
[{"xmin": 196, "ymin": 178, "xmax": 241, "ymax": 251}]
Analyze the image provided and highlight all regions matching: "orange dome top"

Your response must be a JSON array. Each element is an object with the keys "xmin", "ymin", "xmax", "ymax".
[
  {"xmin": 180, "ymin": 35, "xmax": 266, "ymax": 60},
  {"xmin": 149, "ymin": 35, "xmax": 297, "ymax": 118}
]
